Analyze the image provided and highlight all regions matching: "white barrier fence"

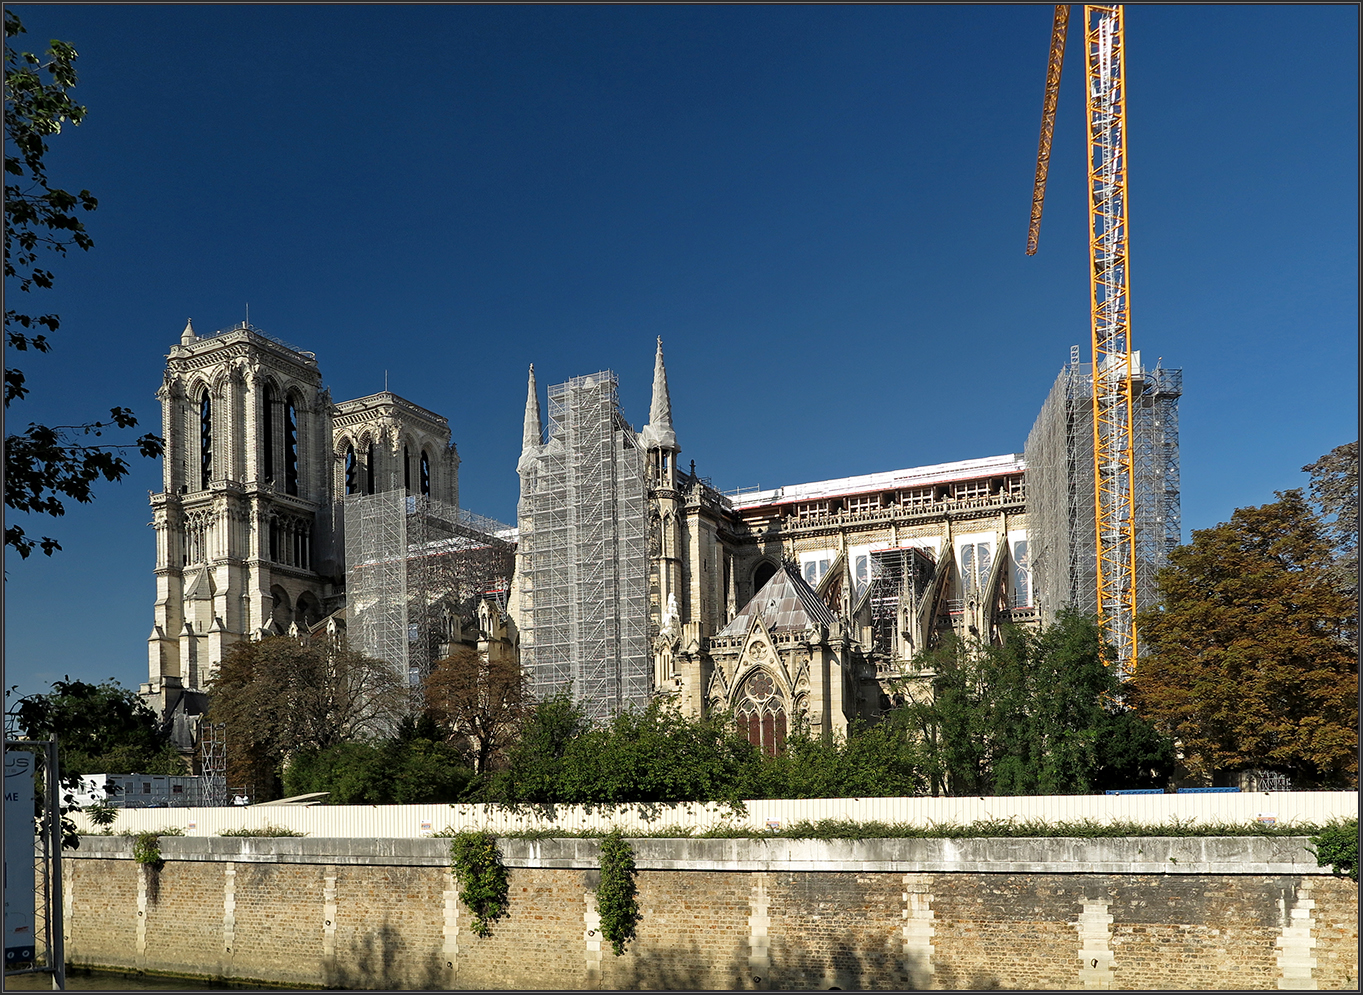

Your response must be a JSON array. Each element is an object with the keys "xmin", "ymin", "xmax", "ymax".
[{"xmin": 70, "ymin": 791, "xmax": 1357, "ymax": 840}]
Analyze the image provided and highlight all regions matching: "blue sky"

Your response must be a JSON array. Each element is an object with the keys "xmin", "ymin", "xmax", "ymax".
[{"xmin": 5, "ymin": 5, "xmax": 1357, "ymax": 702}]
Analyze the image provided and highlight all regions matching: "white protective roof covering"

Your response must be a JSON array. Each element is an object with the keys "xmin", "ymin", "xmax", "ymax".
[{"xmin": 729, "ymin": 453, "xmax": 1026, "ymax": 509}]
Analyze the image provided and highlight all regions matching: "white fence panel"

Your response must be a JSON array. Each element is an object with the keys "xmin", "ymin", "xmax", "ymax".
[{"xmin": 70, "ymin": 791, "xmax": 1356, "ymax": 840}]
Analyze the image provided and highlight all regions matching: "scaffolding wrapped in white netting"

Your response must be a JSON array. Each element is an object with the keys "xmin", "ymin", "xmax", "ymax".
[
  {"xmin": 520, "ymin": 371, "xmax": 650, "ymax": 723},
  {"xmin": 1024, "ymin": 350, "xmax": 1181, "ymax": 637},
  {"xmin": 344, "ymin": 491, "xmax": 515, "ymax": 687}
]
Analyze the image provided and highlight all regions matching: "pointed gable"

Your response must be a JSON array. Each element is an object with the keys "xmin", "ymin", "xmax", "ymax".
[{"xmin": 717, "ymin": 562, "xmax": 837, "ymax": 637}]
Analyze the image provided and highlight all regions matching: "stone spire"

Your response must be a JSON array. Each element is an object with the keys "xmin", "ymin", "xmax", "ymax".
[
  {"xmin": 640, "ymin": 337, "xmax": 679, "ymax": 453},
  {"xmin": 517, "ymin": 363, "xmax": 543, "ymax": 472},
  {"xmin": 180, "ymin": 318, "xmax": 196, "ymax": 345}
]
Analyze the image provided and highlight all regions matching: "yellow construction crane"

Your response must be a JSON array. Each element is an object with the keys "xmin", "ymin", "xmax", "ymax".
[{"xmin": 1028, "ymin": 5, "xmax": 1139, "ymax": 676}]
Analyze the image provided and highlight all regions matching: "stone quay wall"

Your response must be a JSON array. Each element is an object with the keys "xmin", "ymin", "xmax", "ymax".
[{"xmin": 61, "ymin": 835, "xmax": 1356, "ymax": 990}]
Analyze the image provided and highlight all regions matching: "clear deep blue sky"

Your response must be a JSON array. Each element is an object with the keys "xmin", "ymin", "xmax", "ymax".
[{"xmin": 5, "ymin": 5, "xmax": 1357, "ymax": 702}]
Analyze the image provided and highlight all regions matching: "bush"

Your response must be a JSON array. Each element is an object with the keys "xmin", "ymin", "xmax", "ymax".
[
  {"xmin": 284, "ymin": 736, "xmax": 473, "ymax": 804},
  {"xmin": 1310, "ymin": 818, "xmax": 1359, "ymax": 881}
]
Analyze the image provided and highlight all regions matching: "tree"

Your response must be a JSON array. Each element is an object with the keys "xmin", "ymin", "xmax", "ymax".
[
  {"xmin": 900, "ymin": 609, "xmax": 1173, "ymax": 795},
  {"xmin": 423, "ymin": 645, "xmax": 529, "ymax": 775},
  {"xmin": 4, "ymin": 11, "xmax": 162, "ymax": 559},
  {"xmin": 486, "ymin": 691, "xmax": 590, "ymax": 802},
  {"xmin": 1302, "ymin": 441, "xmax": 1358, "ymax": 609},
  {"xmin": 283, "ymin": 717, "xmax": 473, "ymax": 804},
  {"xmin": 207, "ymin": 636, "xmax": 407, "ymax": 800},
  {"xmin": 1131, "ymin": 490, "xmax": 1358, "ymax": 787},
  {"xmin": 11, "ymin": 677, "xmax": 183, "ymax": 777}
]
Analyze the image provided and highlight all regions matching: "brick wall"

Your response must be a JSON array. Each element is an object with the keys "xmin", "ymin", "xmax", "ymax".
[{"xmin": 60, "ymin": 836, "xmax": 1357, "ymax": 991}]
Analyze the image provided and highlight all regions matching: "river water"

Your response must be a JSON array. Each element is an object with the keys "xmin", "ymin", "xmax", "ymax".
[{"xmin": 4, "ymin": 968, "xmax": 295, "ymax": 991}]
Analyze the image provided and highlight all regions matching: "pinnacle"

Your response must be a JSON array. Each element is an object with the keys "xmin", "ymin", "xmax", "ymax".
[
  {"xmin": 641, "ymin": 337, "xmax": 679, "ymax": 453},
  {"xmin": 518, "ymin": 363, "xmax": 544, "ymax": 471}
]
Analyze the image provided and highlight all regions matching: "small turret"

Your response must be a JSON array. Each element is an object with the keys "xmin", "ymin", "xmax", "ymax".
[{"xmin": 180, "ymin": 319, "xmax": 197, "ymax": 346}]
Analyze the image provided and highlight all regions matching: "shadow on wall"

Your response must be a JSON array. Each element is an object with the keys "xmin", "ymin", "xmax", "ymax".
[
  {"xmin": 322, "ymin": 918, "xmax": 445, "ymax": 991},
  {"xmin": 615, "ymin": 935, "xmax": 752, "ymax": 991}
]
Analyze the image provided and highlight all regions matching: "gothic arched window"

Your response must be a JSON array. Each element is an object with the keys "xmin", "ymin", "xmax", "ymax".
[
  {"xmin": 420, "ymin": 450, "xmax": 431, "ymax": 496},
  {"xmin": 365, "ymin": 441, "xmax": 376, "ymax": 494},
  {"xmin": 735, "ymin": 670, "xmax": 787, "ymax": 757},
  {"xmin": 403, "ymin": 444, "xmax": 411, "ymax": 492},
  {"xmin": 199, "ymin": 391, "xmax": 213, "ymax": 490},
  {"xmin": 262, "ymin": 383, "xmax": 276, "ymax": 482},
  {"xmin": 284, "ymin": 397, "xmax": 299, "ymax": 496},
  {"xmin": 344, "ymin": 444, "xmax": 357, "ymax": 495}
]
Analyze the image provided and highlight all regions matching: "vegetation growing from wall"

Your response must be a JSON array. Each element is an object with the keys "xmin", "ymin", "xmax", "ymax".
[
  {"xmin": 596, "ymin": 831, "xmax": 642, "ymax": 956},
  {"xmin": 468, "ymin": 818, "xmax": 1345, "ymax": 842},
  {"xmin": 449, "ymin": 831, "xmax": 510, "ymax": 937},
  {"xmin": 1309, "ymin": 818, "xmax": 1358, "ymax": 881},
  {"xmin": 217, "ymin": 825, "xmax": 308, "ymax": 838}
]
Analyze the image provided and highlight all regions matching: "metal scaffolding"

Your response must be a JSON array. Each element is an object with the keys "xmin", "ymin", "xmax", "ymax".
[
  {"xmin": 1024, "ymin": 347, "xmax": 1181, "ymax": 667},
  {"xmin": 521, "ymin": 371, "xmax": 650, "ymax": 723},
  {"xmin": 344, "ymin": 491, "xmax": 515, "ymax": 687},
  {"xmin": 867, "ymin": 547, "xmax": 937, "ymax": 665}
]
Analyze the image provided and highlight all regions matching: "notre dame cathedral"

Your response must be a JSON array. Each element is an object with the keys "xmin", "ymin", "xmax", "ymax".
[{"xmin": 145, "ymin": 319, "xmax": 1180, "ymax": 751}]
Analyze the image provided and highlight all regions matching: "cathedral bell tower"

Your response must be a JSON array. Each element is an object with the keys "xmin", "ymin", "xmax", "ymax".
[{"xmin": 145, "ymin": 320, "xmax": 334, "ymax": 711}]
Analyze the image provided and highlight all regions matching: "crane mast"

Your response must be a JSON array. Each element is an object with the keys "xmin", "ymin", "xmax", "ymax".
[
  {"xmin": 1028, "ymin": 5, "xmax": 1139, "ymax": 675},
  {"xmin": 1084, "ymin": 4, "xmax": 1138, "ymax": 677}
]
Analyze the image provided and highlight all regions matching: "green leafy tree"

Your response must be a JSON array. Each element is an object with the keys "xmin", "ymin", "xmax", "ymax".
[
  {"xmin": 752, "ymin": 715, "xmax": 926, "ymax": 799},
  {"xmin": 1132, "ymin": 489, "xmax": 1358, "ymax": 787},
  {"xmin": 12, "ymin": 677, "xmax": 183, "ymax": 777},
  {"xmin": 902, "ymin": 610, "xmax": 1172, "ymax": 795},
  {"xmin": 4, "ymin": 11, "xmax": 162, "ymax": 559},
  {"xmin": 207, "ymin": 636, "xmax": 407, "ymax": 800},
  {"xmin": 486, "ymin": 691, "xmax": 590, "ymax": 802},
  {"xmin": 283, "ymin": 717, "xmax": 473, "ymax": 804}
]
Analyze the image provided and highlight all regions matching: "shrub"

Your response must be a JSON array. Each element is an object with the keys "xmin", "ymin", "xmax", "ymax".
[{"xmin": 1310, "ymin": 818, "xmax": 1359, "ymax": 881}]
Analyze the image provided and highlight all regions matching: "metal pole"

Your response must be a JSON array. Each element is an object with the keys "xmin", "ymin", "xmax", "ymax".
[{"xmin": 45, "ymin": 739, "xmax": 64, "ymax": 991}]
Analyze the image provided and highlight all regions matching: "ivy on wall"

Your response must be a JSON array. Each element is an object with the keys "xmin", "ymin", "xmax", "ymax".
[
  {"xmin": 450, "ymin": 831, "xmax": 510, "ymax": 937},
  {"xmin": 597, "ymin": 831, "xmax": 642, "ymax": 956}
]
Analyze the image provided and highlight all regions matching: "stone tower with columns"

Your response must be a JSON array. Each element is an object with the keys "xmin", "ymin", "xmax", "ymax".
[{"xmin": 145, "ymin": 320, "xmax": 336, "ymax": 713}]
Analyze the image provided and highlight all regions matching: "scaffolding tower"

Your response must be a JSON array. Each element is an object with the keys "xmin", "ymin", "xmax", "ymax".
[
  {"xmin": 345, "ymin": 491, "xmax": 515, "ymax": 687},
  {"xmin": 521, "ymin": 371, "xmax": 651, "ymax": 723},
  {"xmin": 867, "ymin": 547, "xmax": 937, "ymax": 665},
  {"xmin": 1024, "ymin": 347, "xmax": 1181, "ymax": 661}
]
